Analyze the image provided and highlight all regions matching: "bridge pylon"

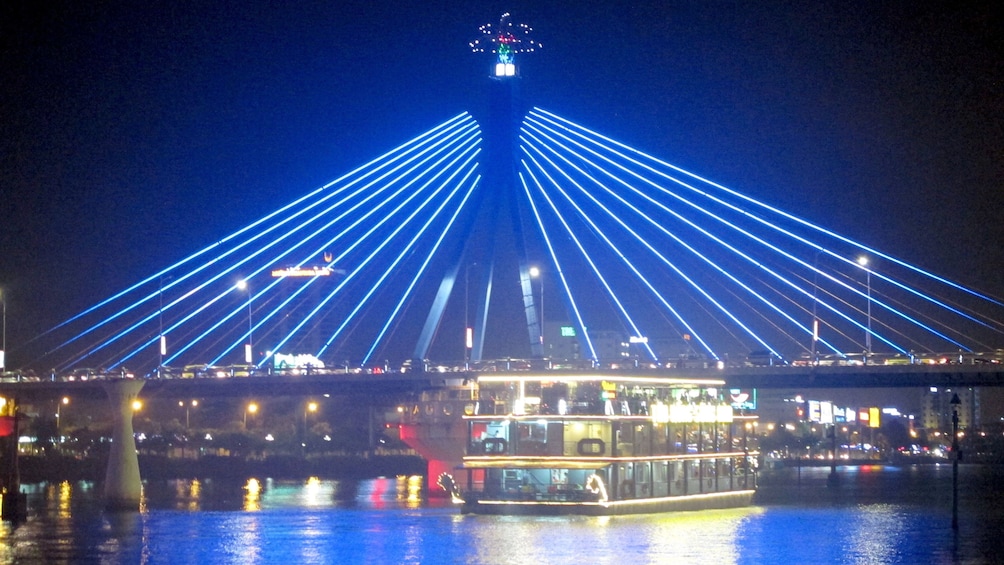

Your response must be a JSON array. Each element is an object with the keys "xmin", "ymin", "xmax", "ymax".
[{"xmin": 101, "ymin": 379, "xmax": 144, "ymax": 511}]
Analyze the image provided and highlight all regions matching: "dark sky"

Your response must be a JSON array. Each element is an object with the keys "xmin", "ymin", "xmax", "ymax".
[{"xmin": 2, "ymin": 1, "xmax": 1002, "ymax": 367}]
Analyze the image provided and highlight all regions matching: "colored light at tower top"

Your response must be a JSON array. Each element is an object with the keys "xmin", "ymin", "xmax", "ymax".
[{"xmin": 470, "ymin": 12, "xmax": 541, "ymax": 77}]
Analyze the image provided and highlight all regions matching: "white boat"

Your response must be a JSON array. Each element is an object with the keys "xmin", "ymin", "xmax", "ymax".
[{"xmin": 427, "ymin": 372, "xmax": 758, "ymax": 515}]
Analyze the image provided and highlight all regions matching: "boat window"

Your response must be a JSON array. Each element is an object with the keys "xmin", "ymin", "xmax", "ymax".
[
  {"xmin": 577, "ymin": 438, "xmax": 605, "ymax": 455},
  {"xmin": 469, "ymin": 420, "xmax": 510, "ymax": 454},
  {"xmin": 483, "ymin": 438, "xmax": 508, "ymax": 454},
  {"xmin": 515, "ymin": 421, "xmax": 550, "ymax": 455}
]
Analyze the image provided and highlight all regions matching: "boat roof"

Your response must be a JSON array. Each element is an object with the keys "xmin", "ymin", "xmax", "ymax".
[{"xmin": 474, "ymin": 372, "xmax": 726, "ymax": 387}]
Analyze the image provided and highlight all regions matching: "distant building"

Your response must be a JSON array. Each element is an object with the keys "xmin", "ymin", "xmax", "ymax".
[
  {"xmin": 541, "ymin": 324, "xmax": 628, "ymax": 364},
  {"xmin": 921, "ymin": 387, "xmax": 979, "ymax": 431}
]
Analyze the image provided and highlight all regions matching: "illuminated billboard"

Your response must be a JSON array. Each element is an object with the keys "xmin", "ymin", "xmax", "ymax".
[
  {"xmin": 273, "ymin": 353, "xmax": 325, "ymax": 369},
  {"xmin": 728, "ymin": 389, "xmax": 756, "ymax": 411}
]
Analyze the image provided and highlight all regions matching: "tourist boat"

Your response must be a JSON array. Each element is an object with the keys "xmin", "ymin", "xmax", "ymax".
[{"xmin": 430, "ymin": 372, "xmax": 758, "ymax": 515}]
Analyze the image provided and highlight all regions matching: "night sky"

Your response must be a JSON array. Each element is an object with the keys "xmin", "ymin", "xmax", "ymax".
[{"xmin": 2, "ymin": 1, "xmax": 1002, "ymax": 368}]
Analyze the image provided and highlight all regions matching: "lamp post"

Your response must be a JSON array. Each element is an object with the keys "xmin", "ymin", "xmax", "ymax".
[
  {"xmin": 302, "ymin": 401, "xmax": 318, "ymax": 456},
  {"xmin": 179, "ymin": 399, "xmax": 198, "ymax": 429},
  {"xmin": 158, "ymin": 276, "xmax": 171, "ymax": 378},
  {"xmin": 529, "ymin": 266, "xmax": 544, "ymax": 357},
  {"xmin": 304, "ymin": 401, "xmax": 317, "ymax": 430},
  {"xmin": 857, "ymin": 256, "xmax": 872, "ymax": 361},
  {"xmin": 810, "ymin": 252, "xmax": 820, "ymax": 365},
  {"xmin": 464, "ymin": 263, "xmax": 476, "ymax": 369},
  {"xmin": 827, "ymin": 424, "xmax": 839, "ymax": 486},
  {"xmin": 244, "ymin": 402, "xmax": 258, "ymax": 429},
  {"xmin": 1, "ymin": 287, "xmax": 7, "ymax": 371},
  {"xmin": 56, "ymin": 396, "xmax": 69, "ymax": 450},
  {"xmin": 951, "ymin": 393, "xmax": 961, "ymax": 531},
  {"xmin": 236, "ymin": 280, "xmax": 253, "ymax": 364}
]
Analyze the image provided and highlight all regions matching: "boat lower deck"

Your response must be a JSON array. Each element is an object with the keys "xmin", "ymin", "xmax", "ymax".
[{"xmin": 461, "ymin": 489, "xmax": 756, "ymax": 516}]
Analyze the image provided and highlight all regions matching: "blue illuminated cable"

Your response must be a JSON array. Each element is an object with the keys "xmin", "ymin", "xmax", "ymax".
[
  {"xmin": 522, "ymin": 126, "xmax": 776, "ymax": 357},
  {"xmin": 198, "ymin": 131, "xmax": 483, "ymax": 365},
  {"xmin": 252, "ymin": 133, "xmax": 482, "ymax": 361},
  {"xmin": 519, "ymin": 151, "xmax": 664, "ymax": 361},
  {"xmin": 522, "ymin": 121, "xmax": 844, "ymax": 357},
  {"xmin": 306, "ymin": 147, "xmax": 482, "ymax": 357},
  {"xmin": 522, "ymin": 143, "xmax": 747, "ymax": 360},
  {"xmin": 531, "ymin": 108, "xmax": 1004, "ymax": 310},
  {"xmin": 340, "ymin": 167, "xmax": 478, "ymax": 363},
  {"xmin": 522, "ymin": 132, "xmax": 814, "ymax": 358},
  {"xmin": 521, "ymin": 157, "xmax": 660, "ymax": 361},
  {"xmin": 521, "ymin": 162, "xmax": 641, "ymax": 359},
  {"xmin": 280, "ymin": 148, "xmax": 481, "ymax": 362},
  {"xmin": 156, "ymin": 122, "xmax": 481, "ymax": 367},
  {"xmin": 520, "ymin": 141, "xmax": 688, "ymax": 361},
  {"xmin": 52, "ymin": 115, "xmax": 479, "ymax": 358},
  {"xmin": 517, "ymin": 169, "xmax": 598, "ymax": 362},
  {"xmin": 45, "ymin": 113, "xmax": 476, "ymax": 338},
  {"xmin": 527, "ymin": 110, "xmax": 1003, "ymax": 337},
  {"xmin": 525, "ymin": 114, "xmax": 890, "ymax": 355},
  {"xmin": 260, "ymin": 139, "xmax": 482, "ymax": 363},
  {"xmin": 525, "ymin": 112, "xmax": 961, "ymax": 354},
  {"xmin": 361, "ymin": 172, "xmax": 480, "ymax": 365},
  {"xmin": 196, "ymin": 126, "xmax": 483, "ymax": 364}
]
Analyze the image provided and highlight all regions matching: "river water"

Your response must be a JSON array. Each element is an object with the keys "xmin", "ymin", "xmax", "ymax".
[{"xmin": 0, "ymin": 464, "xmax": 1001, "ymax": 564}]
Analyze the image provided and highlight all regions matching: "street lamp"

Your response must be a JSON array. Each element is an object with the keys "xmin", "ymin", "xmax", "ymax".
[
  {"xmin": 0, "ymin": 287, "xmax": 6, "ymax": 371},
  {"xmin": 237, "ymin": 279, "xmax": 253, "ymax": 364},
  {"xmin": 951, "ymin": 393, "xmax": 961, "ymax": 530},
  {"xmin": 304, "ymin": 401, "xmax": 318, "ymax": 430},
  {"xmin": 158, "ymin": 275, "xmax": 171, "ymax": 377},
  {"xmin": 179, "ymin": 399, "xmax": 198, "ymax": 429},
  {"xmin": 244, "ymin": 402, "xmax": 258, "ymax": 428},
  {"xmin": 529, "ymin": 266, "xmax": 544, "ymax": 356},
  {"xmin": 56, "ymin": 396, "xmax": 69, "ymax": 449},
  {"xmin": 857, "ymin": 255, "xmax": 872, "ymax": 361},
  {"xmin": 464, "ymin": 263, "xmax": 476, "ymax": 369},
  {"xmin": 810, "ymin": 251, "xmax": 821, "ymax": 365},
  {"xmin": 302, "ymin": 401, "xmax": 318, "ymax": 456}
]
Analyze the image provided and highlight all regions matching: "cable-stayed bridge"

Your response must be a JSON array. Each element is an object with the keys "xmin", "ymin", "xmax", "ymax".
[{"xmin": 16, "ymin": 14, "xmax": 1004, "ymax": 382}]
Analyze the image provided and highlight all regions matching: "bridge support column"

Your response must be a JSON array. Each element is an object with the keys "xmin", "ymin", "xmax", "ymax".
[{"xmin": 102, "ymin": 379, "xmax": 144, "ymax": 511}]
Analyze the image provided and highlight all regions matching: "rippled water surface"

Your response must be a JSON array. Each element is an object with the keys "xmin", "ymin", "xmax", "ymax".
[{"xmin": 1, "ymin": 465, "xmax": 1001, "ymax": 564}]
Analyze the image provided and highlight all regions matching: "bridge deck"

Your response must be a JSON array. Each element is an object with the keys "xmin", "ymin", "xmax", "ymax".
[{"xmin": 2, "ymin": 364, "xmax": 1003, "ymax": 401}]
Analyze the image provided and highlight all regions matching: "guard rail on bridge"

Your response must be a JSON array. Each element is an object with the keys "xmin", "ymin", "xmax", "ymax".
[{"xmin": 3, "ymin": 363, "xmax": 1004, "ymax": 402}]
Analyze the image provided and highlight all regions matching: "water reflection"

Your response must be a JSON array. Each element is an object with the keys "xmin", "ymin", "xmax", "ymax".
[
  {"xmin": 98, "ymin": 511, "xmax": 147, "ymax": 563},
  {"xmin": 244, "ymin": 478, "xmax": 261, "ymax": 512},
  {"xmin": 138, "ymin": 475, "xmax": 427, "ymax": 512},
  {"xmin": 851, "ymin": 504, "xmax": 908, "ymax": 564},
  {"xmin": 464, "ymin": 508, "xmax": 760, "ymax": 564},
  {"xmin": 0, "ymin": 467, "xmax": 1001, "ymax": 564},
  {"xmin": 56, "ymin": 481, "xmax": 71, "ymax": 519}
]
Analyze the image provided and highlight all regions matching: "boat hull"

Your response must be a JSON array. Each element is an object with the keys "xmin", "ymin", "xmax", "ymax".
[{"xmin": 461, "ymin": 489, "xmax": 755, "ymax": 516}]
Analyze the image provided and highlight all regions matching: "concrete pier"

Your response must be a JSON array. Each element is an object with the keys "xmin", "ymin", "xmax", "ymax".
[{"xmin": 102, "ymin": 379, "xmax": 144, "ymax": 511}]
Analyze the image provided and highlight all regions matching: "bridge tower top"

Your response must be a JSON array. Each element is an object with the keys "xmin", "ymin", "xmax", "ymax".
[{"xmin": 470, "ymin": 12, "xmax": 541, "ymax": 79}]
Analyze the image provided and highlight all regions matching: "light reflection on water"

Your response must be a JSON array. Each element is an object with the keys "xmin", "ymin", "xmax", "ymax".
[
  {"xmin": 465, "ymin": 508, "xmax": 758, "ymax": 564},
  {"xmin": 0, "ymin": 466, "xmax": 1001, "ymax": 564}
]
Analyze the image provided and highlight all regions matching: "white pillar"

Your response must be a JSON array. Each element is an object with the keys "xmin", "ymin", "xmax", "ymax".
[{"xmin": 102, "ymin": 379, "xmax": 144, "ymax": 510}]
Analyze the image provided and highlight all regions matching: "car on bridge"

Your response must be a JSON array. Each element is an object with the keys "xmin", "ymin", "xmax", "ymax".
[
  {"xmin": 181, "ymin": 364, "xmax": 209, "ymax": 379},
  {"xmin": 1, "ymin": 370, "xmax": 40, "ymax": 383},
  {"xmin": 66, "ymin": 367, "xmax": 98, "ymax": 381},
  {"xmin": 227, "ymin": 364, "xmax": 256, "ymax": 377},
  {"xmin": 746, "ymin": 351, "xmax": 782, "ymax": 367}
]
